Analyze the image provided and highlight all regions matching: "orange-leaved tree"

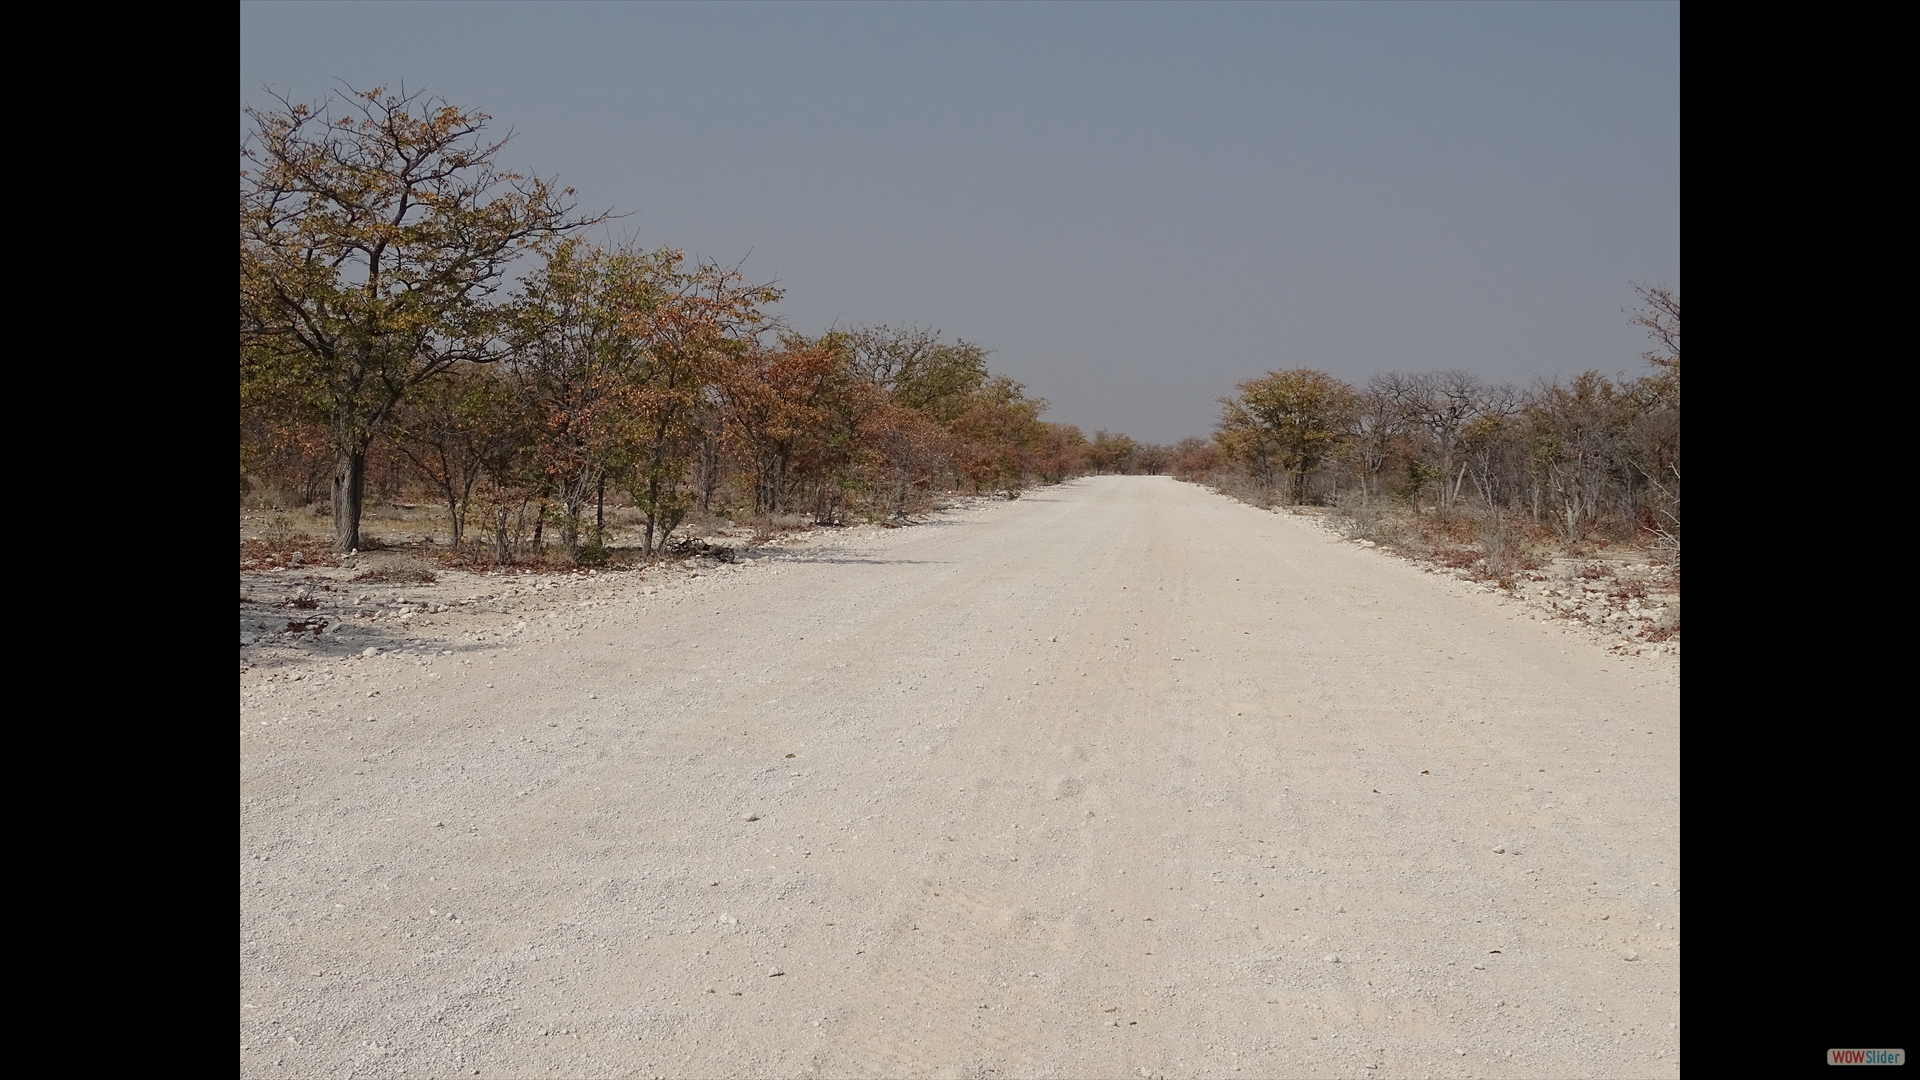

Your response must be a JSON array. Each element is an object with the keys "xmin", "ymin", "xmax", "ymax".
[
  {"xmin": 240, "ymin": 85, "xmax": 599, "ymax": 551},
  {"xmin": 719, "ymin": 332, "xmax": 858, "ymax": 516},
  {"xmin": 623, "ymin": 255, "xmax": 781, "ymax": 551},
  {"xmin": 952, "ymin": 376, "xmax": 1049, "ymax": 497}
]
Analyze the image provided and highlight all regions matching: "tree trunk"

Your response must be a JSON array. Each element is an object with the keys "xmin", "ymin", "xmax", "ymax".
[
  {"xmin": 440, "ymin": 475, "xmax": 464, "ymax": 549},
  {"xmin": 699, "ymin": 428, "xmax": 721, "ymax": 512},
  {"xmin": 457, "ymin": 468, "xmax": 480, "ymax": 553},
  {"xmin": 332, "ymin": 443, "xmax": 368, "ymax": 551},
  {"xmin": 644, "ymin": 470, "xmax": 661, "ymax": 555},
  {"xmin": 560, "ymin": 479, "xmax": 583, "ymax": 556},
  {"xmin": 495, "ymin": 506, "xmax": 512, "ymax": 563},
  {"xmin": 596, "ymin": 474, "xmax": 606, "ymax": 545}
]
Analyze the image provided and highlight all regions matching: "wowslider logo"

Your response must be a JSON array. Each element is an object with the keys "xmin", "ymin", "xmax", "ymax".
[{"xmin": 1829, "ymin": 1049, "xmax": 1905, "ymax": 1066}]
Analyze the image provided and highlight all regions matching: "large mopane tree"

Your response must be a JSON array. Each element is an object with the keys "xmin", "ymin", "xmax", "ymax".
[
  {"xmin": 241, "ymin": 85, "xmax": 597, "ymax": 550},
  {"xmin": 1216, "ymin": 369, "xmax": 1359, "ymax": 504}
]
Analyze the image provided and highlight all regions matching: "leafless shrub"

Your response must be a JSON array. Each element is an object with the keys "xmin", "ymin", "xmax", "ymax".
[
  {"xmin": 1333, "ymin": 493, "xmax": 1386, "ymax": 541},
  {"xmin": 1475, "ymin": 507, "xmax": 1518, "ymax": 578}
]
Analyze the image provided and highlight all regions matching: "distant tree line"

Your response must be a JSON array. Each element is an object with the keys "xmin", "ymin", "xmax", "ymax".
[{"xmin": 1187, "ymin": 285, "xmax": 1679, "ymax": 558}]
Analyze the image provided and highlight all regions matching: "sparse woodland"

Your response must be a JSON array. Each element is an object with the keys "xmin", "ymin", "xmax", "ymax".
[
  {"xmin": 241, "ymin": 87, "xmax": 1093, "ymax": 566},
  {"xmin": 1184, "ymin": 286, "xmax": 1680, "ymax": 594},
  {"xmin": 241, "ymin": 86, "xmax": 1676, "ymax": 597}
]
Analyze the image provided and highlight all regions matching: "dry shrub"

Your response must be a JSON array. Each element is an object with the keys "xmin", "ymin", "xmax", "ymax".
[
  {"xmin": 742, "ymin": 513, "xmax": 819, "ymax": 547},
  {"xmin": 1208, "ymin": 474, "xmax": 1279, "ymax": 510},
  {"xmin": 1475, "ymin": 508, "xmax": 1518, "ymax": 578},
  {"xmin": 1334, "ymin": 494, "xmax": 1387, "ymax": 541}
]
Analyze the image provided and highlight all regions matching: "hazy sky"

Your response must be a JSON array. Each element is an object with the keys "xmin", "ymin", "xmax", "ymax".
[{"xmin": 240, "ymin": 2, "xmax": 1678, "ymax": 444}]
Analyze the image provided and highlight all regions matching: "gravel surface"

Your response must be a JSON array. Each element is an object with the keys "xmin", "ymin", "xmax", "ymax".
[{"xmin": 239, "ymin": 476, "xmax": 1680, "ymax": 1079}]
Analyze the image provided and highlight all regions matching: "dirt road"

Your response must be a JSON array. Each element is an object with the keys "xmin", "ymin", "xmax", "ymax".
[{"xmin": 240, "ymin": 476, "xmax": 1680, "ymax": 1079}]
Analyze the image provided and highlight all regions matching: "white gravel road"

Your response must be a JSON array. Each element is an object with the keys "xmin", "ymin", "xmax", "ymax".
[{"xmin": 240, "ymin": 476, "xmax": 1680, "ymax": 1079}]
